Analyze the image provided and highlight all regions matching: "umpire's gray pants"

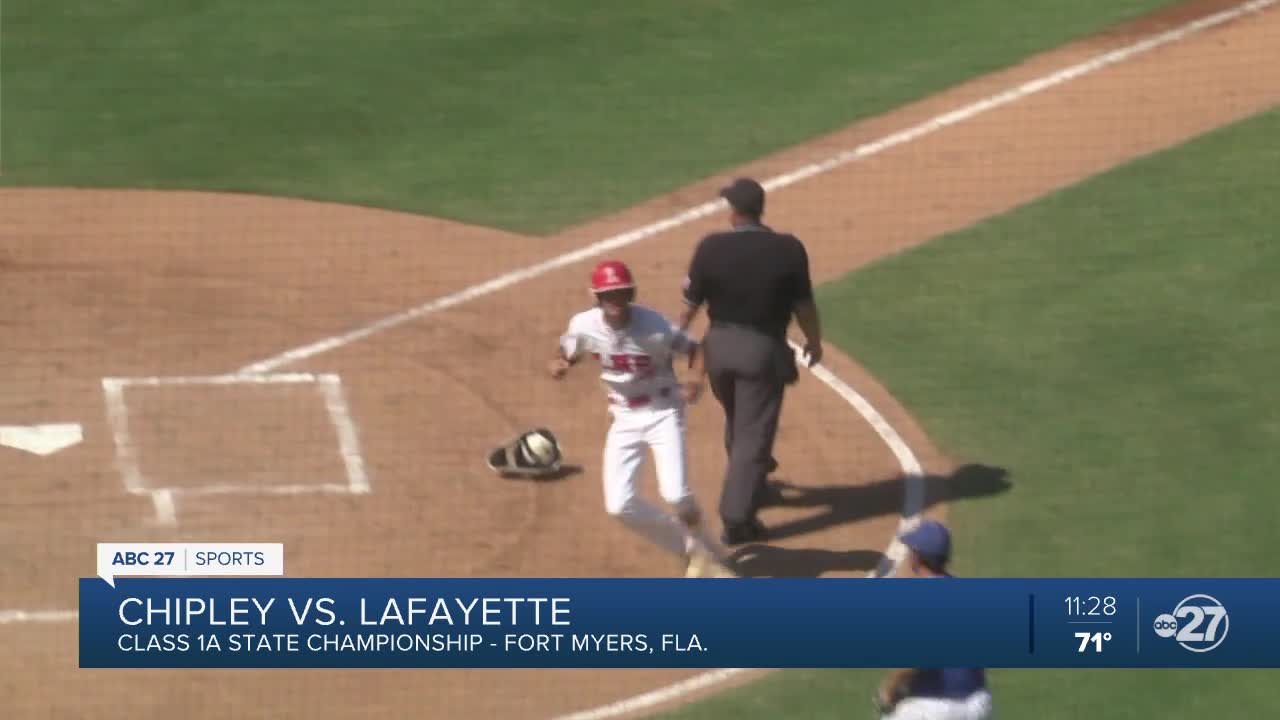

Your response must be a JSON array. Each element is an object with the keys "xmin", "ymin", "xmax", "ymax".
[{"xmin": 703, "ymin": 323, "xmax": 795, "ymax": 527}]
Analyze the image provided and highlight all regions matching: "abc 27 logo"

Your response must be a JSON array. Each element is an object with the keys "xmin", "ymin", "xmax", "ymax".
[{"xmin": 1152, "ymin": 594, "xmax": 1229, "ymax": 653}]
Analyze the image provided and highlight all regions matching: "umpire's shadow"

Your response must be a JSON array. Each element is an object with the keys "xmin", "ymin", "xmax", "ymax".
[
  {"xmin": 728, "ymin": 545, "xmax": 884, "ymax": 577},
  {"xmin": 759, "ymin": 463, "xmax": 1013, "ymax": 543}
]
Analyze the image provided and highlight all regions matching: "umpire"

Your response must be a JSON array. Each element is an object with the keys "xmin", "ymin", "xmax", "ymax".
[{"xmin": 678, "ymin": 177, "xmax": 823, "ymax": 546}]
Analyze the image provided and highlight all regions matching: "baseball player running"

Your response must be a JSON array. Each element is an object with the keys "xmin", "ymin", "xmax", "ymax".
[
  {"xmin": 875, "ymin": 519, "xmax": 994, "ymax": 720},
  {"xmin": 549, "ymin": 260, "xmax": 734, "ymax": 579}
]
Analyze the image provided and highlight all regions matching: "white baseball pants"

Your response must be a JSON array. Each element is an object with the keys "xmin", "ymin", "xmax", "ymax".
[
  {"xmin": 602, "ymin": 404, "xmax": 706, "ymax": 557},
  {"xmin": 882, "ymin": 690, "xmax": 994, "ymax": 720}
]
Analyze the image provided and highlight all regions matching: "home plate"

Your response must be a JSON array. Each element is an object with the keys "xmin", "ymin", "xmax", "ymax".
[{"xmin": 0, "ymin": 423, "xmax": 84, "ymax": 456}]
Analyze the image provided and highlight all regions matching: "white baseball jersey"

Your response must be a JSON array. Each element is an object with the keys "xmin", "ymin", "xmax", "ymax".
[{"xmin": 560, "ymin": 304, "xmax": 695, "ymax": 408}]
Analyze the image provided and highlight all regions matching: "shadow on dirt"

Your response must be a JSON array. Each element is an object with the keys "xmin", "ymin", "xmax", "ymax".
[
  {"xmin": 497, "ymin": 464, "xmax": 585, "ymax": 482},
  {"xmin": 728, "ymin": 545, "xmax": 884, "ymax": 577},
  {"xmin": 757, "ymin": 463, "xmax": 1013, "ymax": 543}
]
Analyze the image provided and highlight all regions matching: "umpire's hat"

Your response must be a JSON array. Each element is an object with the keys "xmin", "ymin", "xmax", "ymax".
[{"xmin": 719, "ymin": 177, "xmax": 765, "ymax": 217}]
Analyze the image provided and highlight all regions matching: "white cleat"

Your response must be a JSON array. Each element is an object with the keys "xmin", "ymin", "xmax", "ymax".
[{"xmin": 684, "ymin": 542, "xmax": 738, "ymax": 578}]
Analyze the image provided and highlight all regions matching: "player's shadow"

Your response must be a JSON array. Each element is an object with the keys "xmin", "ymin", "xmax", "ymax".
[
  {"xmin": 759, "ymin": 463, "xmax": 1012, "ymax": 542},
  {"xmin": 727, "ymin": 545, "xmax": 884, "ymax": 578},
  {"xmin": 496, "ymin": 464, "xmax": 585, "ymax": 482}
]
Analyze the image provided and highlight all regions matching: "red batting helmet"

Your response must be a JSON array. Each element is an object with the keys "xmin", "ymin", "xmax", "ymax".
[{"xmin": 590, "ymin": 260, "xmax": 635, "ymax": 293}]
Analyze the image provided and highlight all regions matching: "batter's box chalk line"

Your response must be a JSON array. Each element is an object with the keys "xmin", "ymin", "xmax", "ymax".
[{"xmin": 100, "ymin": 372, "xmax": 371, "ymax": 527}]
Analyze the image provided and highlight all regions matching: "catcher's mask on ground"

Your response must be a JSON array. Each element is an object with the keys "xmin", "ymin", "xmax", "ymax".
[{"xmin": 486, "ymin": 428, "xmax": 563, "ymax": 477}]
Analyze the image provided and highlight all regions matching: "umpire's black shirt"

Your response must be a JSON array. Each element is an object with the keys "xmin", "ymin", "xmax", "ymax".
[{"xmin": 682, "ymin": 224, "xmax": 814, "ymax": 338}]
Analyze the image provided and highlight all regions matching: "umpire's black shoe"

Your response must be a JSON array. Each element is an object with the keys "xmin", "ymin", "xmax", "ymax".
[
  {"xmin": 758, "ymin": 477, "xmax": 799, "ymax": 507},
  {"xmin": 721, "ymin": 518, "xmax": 768, "ymax": 546},
  {"xmin": 754, "ymin": 459, "xmax": 784, "ymax": 506}
]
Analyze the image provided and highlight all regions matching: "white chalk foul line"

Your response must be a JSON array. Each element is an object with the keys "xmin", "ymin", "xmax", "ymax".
[
  {"xmin": 237, "ymin": 0, "xmax": 1275, "ymax": 379},
  {"xmin": 798, "ymin": 345, "xmax": 926, "ymax": 580},
  {"xmin": 210, "ymin": 0, "xmax": 1280, "ymax": 711},
  {"xmin": 550, "ymin": 347, "xmax": 929, "ymax": 720},
  {"xmin": 151, "ymin": 488, "xmax": 178, "ymax": 527},
  {"xmin": 106, "ymin": 372, "xmax": 331, "ymax": 387},
  {"xmin": 318, "ymin": 375, "xmax": 372, "ymax": 495},
  {"xmin": 102, "ymin": 377, "xmax": 145, "ymax": 495},
  {"xmin": 547, "ymin": 3, "xmax": 1276, "ymax": 718},
  {"xmin": 555, "ymin": 669, "xmax": 751, "ymax": 720},
  {"xmin": 0, "ymin": 610, "xmax": 78, "ymax": 625},
  {"xmin": 93, "ymin": 372, "xmax": 371, "ymax": 531},
  {"xmin": 159, "ymin": 482, "xmax": 356, "ymax": 497}
]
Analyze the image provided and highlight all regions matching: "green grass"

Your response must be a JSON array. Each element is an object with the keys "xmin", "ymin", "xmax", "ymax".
[
  {"xmin": 657, "ymin": 108, "xmax": 1280, "ymax": 719},
  {"xmin": 3, "ymin": 0, "xmax": 1175, "ymax": 233}
]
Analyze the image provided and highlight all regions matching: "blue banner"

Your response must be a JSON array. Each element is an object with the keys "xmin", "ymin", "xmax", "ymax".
[{"xmin": 79, "ymin": 578, "xmax": 1279, "ymax": 668}]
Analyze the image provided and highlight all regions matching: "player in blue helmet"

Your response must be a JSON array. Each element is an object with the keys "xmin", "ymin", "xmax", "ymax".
[{"xmin": 875, "ymin": 519, "xmax": 994, "ymax": 720}]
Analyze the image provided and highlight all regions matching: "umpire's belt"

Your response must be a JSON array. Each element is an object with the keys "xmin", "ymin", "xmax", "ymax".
[
  {"xmin": 613, "ymin": 387, "xmax": 673, "ymax": 408},
  {"xmin": 709, "ymin": 320, "xmax": 786, "ymax": 341}
]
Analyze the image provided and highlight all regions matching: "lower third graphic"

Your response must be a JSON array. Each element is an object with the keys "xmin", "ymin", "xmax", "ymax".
[{"xmin": 1153, "ymin": 594, "xmax": 1229, "ymax": 653}]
